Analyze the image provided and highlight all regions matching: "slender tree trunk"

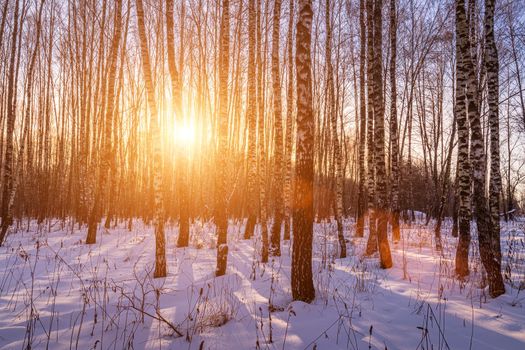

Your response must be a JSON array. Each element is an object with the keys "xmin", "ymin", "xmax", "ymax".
[
  {"xmin": 371, "ymin": 0, "xmax": 392, "ymax": 268},
  {"xmin": 292, "ymin": 0, "xmax": 315, "ymax": 303},
  {"xmin": 507, "ymin": 12, "xmax": 525, "ymax": 130},
  {"xmin": 465, "ymin": 0, "xmax": 496, "ymax": 292},
  {"xmin": 86, "ymin": 0, "xmax": 123, "ymax": 244},
  {"xmin": 454, "ymin": 0, "xmax": 471, "ymax": 278},
  {"xmin": 244, "ymin": 0, "xmax": 258, "ymax": 240},
  {"xmin": 451, "ymin": 155, "xmax": 460, "ymax": 238},
  {"xmin": 356, "ymin": 0, "xmax": 367, "ymax": 238},
  {"xmin": 270, "ymin": 0, "xmax": 283, "ymax": 256},
  {"xmin": 325, "ymin": 0, "xmax": 346, "ymax": 258},
  {"xmin": 484, "ymin": 0, "xmax": 505, "ymax": 297},
  {"xmin": 0, "ymin": 0, "xmax": 21, "ymax": 246},
  {"xmin": 215, "ymin": 0, "xmax": 230, "ymax": 276},
  {"xmin": 389, "ymin": 0, "xmax": 400, "ymax": 243},
  {"xmin": 135, "ymin": 0, "xmax": 167, "ymax": 278},
  {"xmin": 365, "ymin": 0, "xmax": 377, "ymax": 256},
  {"xmin": 166, "ymin": 0, "xmax": 190, "ymax": 248},
  {"xmin": 257, "ymin": 0, "xmax": 269, "ymax": 263},
  {"xmin": 434, "ymin": 114, "xmax": 456, "ymax": 250},
  {"xmin": 283, "ymin": 0, "xmax": 295, "ymax": 241}
]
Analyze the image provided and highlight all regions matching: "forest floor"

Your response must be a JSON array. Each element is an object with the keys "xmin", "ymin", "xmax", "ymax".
[{"xmin": 0, "ymin": 217, "xmax": 524, "ymax": 350}]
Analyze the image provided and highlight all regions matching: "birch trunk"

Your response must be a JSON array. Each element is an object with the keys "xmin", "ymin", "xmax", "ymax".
[
  {"xmin": 292, "ymin": 0, "xmax": 315, "ymax": 302},
  {"xmin": 356, "ymin": 0, "xmax": 367, "ymax": 238},
  {"xmin": 0, "ymin": 0, "xmax": 21, "ymax": 245},
  {"xmin": 135, "ymin": 0, "xmax": 167, "ymax": 277},
  {"xmin": 483, "ymin": 0, "xmax": 505, "ymax": 297},
  {"xmin": 215, "ymin": 0, "xmax": 230, "ymax": 276},
  {"xmin": 389, "ymin": 0, "xmax": 400, "ymax": 243},
  {"xmin": 454, "ymin": 0, "xmax": 471, "ymax": 278},
  {"xmin": 270, "ymin": 0, "xmax": 283, "ymax": 256}
]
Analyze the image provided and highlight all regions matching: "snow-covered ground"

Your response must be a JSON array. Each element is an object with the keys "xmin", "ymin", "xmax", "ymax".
[{"xmin": 0, "ymin": 218, "xmax": 524, "ymax": 349}]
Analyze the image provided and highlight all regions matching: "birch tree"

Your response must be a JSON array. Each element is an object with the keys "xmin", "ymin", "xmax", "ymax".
[
  {"xmin": 135, "ymin": 0, "xmax": 167, "ymax": 277},
  {"xmin": 283, "ymin": 0, "xmax": 295, "ymax": 241},
  {"xmin": 166, "ymin": 0, "xmax": 190, "ymax": 248},
  {"xmin": 245, "ymin": 0, "xmax": 258, "ymax": 240},
  {"xmin": 215, "ymin": 0, "xmax": 231, "ymax": 276},
  {"xmin": 86, "ymin": 0, "xmax": 123, "ymax": 245},
  {"xmin": 325, "ymin": 0, "xmax": 346, "ymax": 258},
  {"xmin": 356, "ymin": 0, "xmax": 367, "ymax": 238},
  {"xmin": 483, "ymin": 0, "xmax": 505, "ymax": 297},
  {"xmin": 270, "ymin": 0, "xmax": 283, "ymax": 257},
  {"xmin": 389, "ymin": 0, "xmax": 400, "ymax": 243},
  {"xmin": 371, "ymin": 0, "xmax": 392, "ymax": 268},
  {"xmin": 292, "ymin": 0, "xmax": 315, "ymax": 303},
  {"xmin": 454, "ymin": 0, "xmax": 472, "ymax": 278}
]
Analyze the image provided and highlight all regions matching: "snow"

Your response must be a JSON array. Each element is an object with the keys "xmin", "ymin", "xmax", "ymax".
[{"xmin": 0, "ymin": 218, "xmax": 524, "ymax": 349}]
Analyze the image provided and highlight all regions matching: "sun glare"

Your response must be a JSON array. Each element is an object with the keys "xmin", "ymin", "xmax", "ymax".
[
  {"xmin": 168, "ymin": 118, "xmax": 197, "ymax": 151},
  {"xmin": 174, "ymin": 122, "xmax": 195, "ymax": 143}
]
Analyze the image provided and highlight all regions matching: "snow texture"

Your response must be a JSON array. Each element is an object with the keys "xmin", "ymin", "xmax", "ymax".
[{"xmin": 0, "ymin": 216, "xmax": 524, "ymax": 349}]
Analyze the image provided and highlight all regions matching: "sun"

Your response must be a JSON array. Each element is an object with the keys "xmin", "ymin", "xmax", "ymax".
[
  {"xmin": 168, "ymin": 118, "xmax": 197, "ymax": 150},
  {"xmin": 161, "ymin": 105, "xmax": 200, "ymax": 156},
  {"xmin": 173, "ymin": 121, "xmax": 195, "ymax": 143}
]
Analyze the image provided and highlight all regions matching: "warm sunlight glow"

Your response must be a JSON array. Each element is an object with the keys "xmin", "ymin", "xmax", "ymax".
[
  {"xmin": 162, "ymin": 104, "xmax": 199, "ymax": 154},
  {"xmin": 2, "ymin": 0, "xmax": 524, "ymax": 348},
  {"xmin": 171, "ymin": 120, "xmax": 196, "ymax": 147}
]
